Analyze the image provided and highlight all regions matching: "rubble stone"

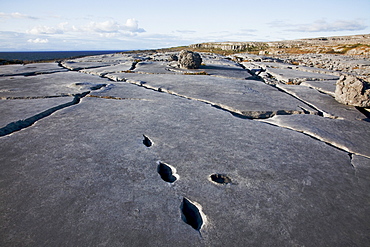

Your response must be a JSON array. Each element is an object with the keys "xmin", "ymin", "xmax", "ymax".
[
  {"xmin": 335, "ymin": 75, "xmax": 370, "ymax": 107},
  {"xmin": 178, "ymin": 50, "xmax": 202, "ymax": 69}
]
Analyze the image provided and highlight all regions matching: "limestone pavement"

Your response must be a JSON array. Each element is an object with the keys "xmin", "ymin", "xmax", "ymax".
[{"xmin": 0, "ymin": 51, "xmax": 369, "ymax": 246}]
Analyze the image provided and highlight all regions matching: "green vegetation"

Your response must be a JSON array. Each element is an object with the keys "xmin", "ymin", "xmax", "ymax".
[
  {"xmin": 0, "ymin": 59, "xmax": 24, "ymax": 65},
  {"xmin": 325, "ymin": 44, "xmax": 370, "ymax": 54},
  {"xmin": 183, "ymin": 71, "xmax": 208, "ymax": 75}
]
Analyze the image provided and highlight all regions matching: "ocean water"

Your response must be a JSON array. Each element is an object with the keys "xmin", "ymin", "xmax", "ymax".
[{"xmin": 0, "ymin": 50, "xmax": 129, "ymax": 62}]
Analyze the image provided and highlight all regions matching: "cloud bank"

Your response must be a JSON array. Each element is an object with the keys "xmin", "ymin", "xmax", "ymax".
[
  {"xmin": 27, "ymin": 38, "xmax": 49, "ymax": 43},
  {"xmin": 27, "ymin": 24, "xmax": 66, "ymax": 35},
  {"xmin": 84, "ymin": 19, "xmax": 145, "ymax": 37},
  {"xmin": 0, "ymin": 12, "xmax": 38, "ymax": 20},
  {"xmin": 25, "ymin": 18, "xmax": 145, "ymax": 38}
]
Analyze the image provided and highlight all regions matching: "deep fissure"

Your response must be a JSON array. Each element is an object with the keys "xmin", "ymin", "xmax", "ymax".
[{"xmin": 0, "ymin": 91, "xmax": 89, "ymax": 137}]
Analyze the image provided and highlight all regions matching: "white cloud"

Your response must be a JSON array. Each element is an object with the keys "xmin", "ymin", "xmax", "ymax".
[
  {"xmin": 26, "ymin": 19, "xmax": 146, "ymax": 37},
  {"xmin": 87, "ymin": 20, "xmax": 121, "ymax": 33},
  {"xmin": 123, "ymin": 18, "xmax": 145, "ymax": 33},
  {"xmin": 27, "ymin": 24, "xmax": 65, "ymax": 35},
  {"xmin": 0, "ymin": 12, "xmax": 38, "ymax": 20},
  {"xmin": 27, "ymin": 38, "xmax": 49, "ymax": 43},
  {"xmin": 288, "ymin": 19, "xmax": 367, "ymax": 32},
  {"xmin": 85, "ymin": 19, "xmax": 145, "ymax": 34}
]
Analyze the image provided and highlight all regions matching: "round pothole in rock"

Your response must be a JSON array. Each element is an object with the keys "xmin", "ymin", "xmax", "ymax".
[
  {"xmin": 142, "ymin": 134, "xmax": 153, "ymax": 147},
  {"xmin": 210, "ymin": 174, "xmax": 232, "ymax": 184},
  {"xmin": 157, "ymin": 161, "xmax": 178, "ymax": 183}
]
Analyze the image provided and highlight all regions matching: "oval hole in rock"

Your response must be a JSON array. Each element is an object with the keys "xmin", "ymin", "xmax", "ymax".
[
  {"xmin": 143, "ymin": 135, "xmax": 152, "ymax": 147},
  {"xmin": 210, "ymin": 174, "xmax": 232, "ymax": 184},
  {"xmin": 157, "ymin": 162, "xmax": 177, "ymax": 183},
  {"xmin": 180, "ymin": 197, "xmax": 203, "ymax": 231}
]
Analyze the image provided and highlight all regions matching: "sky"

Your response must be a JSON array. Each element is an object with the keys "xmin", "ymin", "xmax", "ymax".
[{"xmin": 0, "ymin": 0, "xmax": 369, "ymax": 51}]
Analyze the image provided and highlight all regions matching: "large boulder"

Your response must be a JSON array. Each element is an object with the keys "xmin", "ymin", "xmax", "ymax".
[
  {"xmin": 178, "ymin": 50, "xmax": 202, "ymax": 69},
  {"xmin": 335, "ymin": 75, "xmax": 370, "ymax": 107}
]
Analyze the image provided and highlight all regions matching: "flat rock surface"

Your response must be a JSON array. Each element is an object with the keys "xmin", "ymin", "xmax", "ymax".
[
  {"xmin": 0, "ymin": 63, "xmax": 68, "ymax": 76},
  {"xmin": 110, "ymin": 73, "xmax": 317, "ymax": 118},
  {"xmin": 276, "ymin": 84, "xmax": 365, "ymax": 120},
  {"xmin": 80, "ymin": 62, "xmax": 134, "ymax": 76},
  {"xmin": 0, "ymin": 97, "xmax": 73, "ymax": 127},
  {"xmin": 133, "ymin": 61, "xmax": 178, "ymax": 74},
  {"xmin": 60, "ymin": 61, "xmax": 115, "ymax": 71},
  {"xmin": 300, "ymin": 80, "xmax": 337, "ymax": 96},
  {"xmin": 1, "ymin": 52, "xmax": 369, "ymax": 247},
  {"xmin": 265, "ymin": 67, "xmax": 339, "ymax": 83},
  {"xmin": 0, "ymin": 72, "xmax": 111, "ymax": 98},
  {"xmin": 260, "ymin": 114, "xmax": 370, "ymax": 158}
]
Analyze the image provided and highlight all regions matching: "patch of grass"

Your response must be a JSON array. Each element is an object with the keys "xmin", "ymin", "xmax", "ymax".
[
  {"xmin": 280, "ymin": 48, "xmax": 309, "ymax": 54},
  {"xmin": 183, "ymin": 71, "xmax": 208, "ymax": 75},
  {"xmin": 325, "ymin": 44, "xmax": 370, "ymax": 54}
]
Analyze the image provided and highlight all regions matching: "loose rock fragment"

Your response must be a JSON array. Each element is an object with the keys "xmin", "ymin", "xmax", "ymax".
[
  {"xmin": 178, "ymin": 50, "xmax": 202, "ymax": 69},
  {"xmin": 335, "ymin": 75, "xmax": 370, "ymax": 107},
  {"xmin": 169, "ymin": 54, "xmax": 178, "ymax": 61}
]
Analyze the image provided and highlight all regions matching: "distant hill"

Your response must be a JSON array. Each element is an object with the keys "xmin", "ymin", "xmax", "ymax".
[{"xmin": 186, "ymin": 34, "xmax": 370, "ymax": 56}]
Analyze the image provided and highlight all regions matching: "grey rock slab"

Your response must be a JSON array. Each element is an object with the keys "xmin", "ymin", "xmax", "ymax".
[
  {"xmin": 300, "ymin": 80, "xmax": 337, "ymax": 96},
  {"xmin": 202, "ymin": 54, "xmax": 242, "ymax": 67},
  {"xmin": 276, "ymin": 84, "xmax": 365, "ymax": 120},
  {"xmin": 201, "ymin": 64, "xmax": 252, "ymax": 79},
  {"xmin": 80, "ymin": 62, "xmax": 134, "ymax": 76},
  {"xmin": 240, "ymin": 62, "xmax": 265, "ymax": 73},
  {"xmin": 88, "ymin": 81, "xmax": 166, "ymax": 101},
  {"xmin": 258, "ymin": 61, "xmax": 342, "ymax": 77},
  {"xmin": 0, "ymin": 71, "xmax": 111, "ymax": 98},
  {"xmin": 109, "ymin": 73, "xmax": 317, "ymax": 118},
  {"xmin": 259, "ymin": 114, "xmax": 370, "ymax": 158},
  {"xmin": 66, "ymin": 53, "xmax": 134, "ymax": 63},
  {"xmin": 266, "ymin": 67, "xmax": 339, "ymax": 84},
  {"xmin": 61, "ymin": 61, "xmax": 115, "ymax": 71},
  {"xmin": 352, "ymin": 155, "xmax": 370, "ymax": 188},
  {"xmin": 0, "ymin": 63, "xmax": 67, "ymax": 76},
  {"xmin": 0, "ymin": 84, "xmax": 368, "ymax": 246},
  {"xmin": 133, "ymin": 61, "xmax": 177, "ymax": 74},
  {"xmin": 0, "ymin": 97, "xmax": 73, "ymax": 128},
  {"xmin": 168, "ymin": 64, "xmax": 253, "ymax": 80}
]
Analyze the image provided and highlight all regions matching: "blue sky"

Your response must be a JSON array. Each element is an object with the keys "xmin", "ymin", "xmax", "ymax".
[{"xmin": 0, "ymin": 0, "xmax": 369, "ymax": 51}]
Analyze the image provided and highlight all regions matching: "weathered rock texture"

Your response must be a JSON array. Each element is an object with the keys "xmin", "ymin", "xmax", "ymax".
[
  {"xmin": 335, "ymin": 75, "xmax": 370, "ymax": 107},
  {"xmin": 1, "ymin": 49, "xmax": 369, "ymax": 247},
  {"xmin": 178, "ymin": 50, "xmax": 202, "ymax": 69}
]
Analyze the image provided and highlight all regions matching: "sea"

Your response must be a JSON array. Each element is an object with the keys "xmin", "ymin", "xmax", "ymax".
[{"xmin": 0, "ymin": 50, "xmax": 129, "ymax": 62}]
